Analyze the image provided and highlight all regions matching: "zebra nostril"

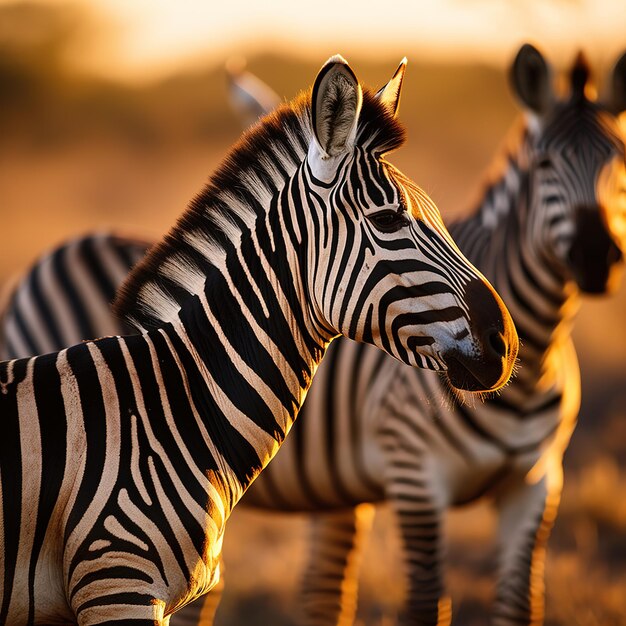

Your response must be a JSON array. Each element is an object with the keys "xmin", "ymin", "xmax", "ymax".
[
  {"xmin": 454, "ymin": 328, "xmax": 470, "ymax": 341},
  {"xmin": 486, "ymin": 328, "xmax": 506, "ymax": 359}
]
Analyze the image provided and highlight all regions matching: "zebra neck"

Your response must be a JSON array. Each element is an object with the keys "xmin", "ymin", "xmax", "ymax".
[
  {"xmin": 155, "ymin": 219, "xmax": 330, "ymax": 510},
  {"xmin": 492, "ymin": 222, "xmax": 579, "ymax": 396}
]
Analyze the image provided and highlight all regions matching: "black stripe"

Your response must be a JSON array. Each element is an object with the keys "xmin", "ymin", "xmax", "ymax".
[
  {"xmin": 0, "ymin": 358, "xmax": 29, "ymax": 624},
  {"xmin": 76, "ymin": 592, "xmax": 155, "ymax": 613},
  {"xmin": 350, "ymin": 344, "xmax": 384, "ymax": 496},
  {"xmin": 28, "ymin": 353, "xmax": 67, "ymax": 622},
  {"xmin": 453, "ymin": 400, "xmax": 511, "ymax": 454},
  {"xmin": 11, "ymin": 306, "xmax": 39, "ymax": 357},
  {"xmin": 164, "ymin": 325, "xmax": 263, "ymax": 486},
  {"xmin": 78, "ymin": 237, "xmax": 121, "ymax": 304},
  {"xmin": 53, "ymin": 247, "xmax": 94, "ymax": 342},
  {"xmin": 293, "ymin": 401, "xmax": 331, "ymax": 509},
  {"xmin": 64, "ymin": 342, "xmax": 108, "ymax": 553},
  {"xmin": 324, "ymin": 342, "xmax": 355, "ymax": 502},
  {"xmin": 29, "ymin": 263, "xmax": 64, "ymax": 350}
]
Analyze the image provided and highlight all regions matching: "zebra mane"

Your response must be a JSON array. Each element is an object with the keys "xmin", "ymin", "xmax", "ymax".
[
  {"xmin": 113, "ymin": 88, "xmax": 405, "ymax": 332},
  {"xmin": 456, "ymin": 117, "xmax": 529, "ymax": 228}
]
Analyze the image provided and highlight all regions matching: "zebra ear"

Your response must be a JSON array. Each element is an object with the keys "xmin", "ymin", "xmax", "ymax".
[
  {"xmin": 609, "ymin": 50, "xmax": 626, "ymax": 114},
  {"xmin": 226, "ymin": 58, "xmax": 281, "ymax": 127},
  {"xmin": 375, "ymin": 58, "xmax": 407, "ymax": 117},
  {"xmin": 510, "ymin": 43, "xmax": 553, "ymax": 115},
  {"xmin": 311, "ymin": 55, "xmax": 363, "ymax": 159}
]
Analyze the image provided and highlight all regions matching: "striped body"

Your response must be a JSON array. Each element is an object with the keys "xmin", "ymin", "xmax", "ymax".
[
  {"xmin": 0, "ymin": 331, "xmax": 228, "ymax": 624},
  {"xmin": 0, "ymin": 57, "xmax": 518, "ymax": 625}
]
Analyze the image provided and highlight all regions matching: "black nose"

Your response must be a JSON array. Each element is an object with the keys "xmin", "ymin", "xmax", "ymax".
[
  {"xmin": 463, "ymin": 278, "xmax": 505, "ymax": 338},
  {"xmin": 441, "ymin": 277, "xmax": 517, "ymax": 393}
]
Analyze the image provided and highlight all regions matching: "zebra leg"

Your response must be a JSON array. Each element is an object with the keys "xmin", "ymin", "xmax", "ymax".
[
  {"xmin": 387, "ymin": 473, "xmax": 449, "ymax": 626},
  {"xmin": 492, "ymin": 467, "xmax": 562, "ymax": 626},
  {"xmin": 169, "ymin": 571, "xmax": 224, "ymax": 626},
  {"xmin": 300, "ymin": 504, "xmax": 375, "ymax": 626}
]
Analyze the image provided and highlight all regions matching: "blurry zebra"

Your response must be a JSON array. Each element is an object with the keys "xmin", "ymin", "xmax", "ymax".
[
  {"xmin": 0, "ymin": 55, "xmax": 518, "ymax": 625},
  {"xmin": 216, "ymin": 44, "xmax": 626, "ymax": 626},
  {"xmin": 0, "ymin": 232, "xmax": 149, "ymax": 360}
]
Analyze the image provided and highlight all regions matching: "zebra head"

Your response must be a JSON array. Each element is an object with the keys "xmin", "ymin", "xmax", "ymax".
[
  {"xmin": 304, "ymin": 57, "xmax": 518, "ymax": 392},
  {"xmin": 511, "ymin": 43, "xmax": 626, "ymax": 295}
]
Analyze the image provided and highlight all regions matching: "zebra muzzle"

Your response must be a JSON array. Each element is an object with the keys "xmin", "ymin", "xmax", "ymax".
[
  {"xmin": 442, "ymin": 278, "xmax": 517, "ymax": 392},
  {"xmin": 568, "ymin": 206, "xmax": 624, "ymax": 294}
]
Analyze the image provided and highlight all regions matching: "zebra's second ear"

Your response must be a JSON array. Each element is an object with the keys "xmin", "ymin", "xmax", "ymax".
[
  {"xmin": 510, "ymin": 43, "xmax": 553, "ymax": 116},
  {"xmin": 609, "ymin": 50, "xmax": 626, "ymax": 114},
  {"xmin": 375, "ymin": 58, "xmax": 407, "ymax": 117},
  {"xmin": 226, "ymin": 58, "xmax": 281, "ymax": 127},
  {"xmin": 311, "ymin": 55, "xmax": 363, "ymax": 160}
]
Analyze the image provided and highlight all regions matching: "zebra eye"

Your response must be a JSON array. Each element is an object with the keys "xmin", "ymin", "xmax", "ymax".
[
  {"xmin": 369, "ymin": 210, "xmax": 408, "ymax": 233},
  {"xmin": 536, "ymin": 157, "xmax": 552, "ymax": 169}
]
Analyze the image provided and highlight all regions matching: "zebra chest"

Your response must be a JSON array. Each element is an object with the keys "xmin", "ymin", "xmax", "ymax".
[
  {"xmin": 445, "ymin": 445, "xmax": 545, "ymax": 506},
  {"xmin": 437, "ymin": 443, "xmax": 512, "ymax": 505},
  {"xmin": 430, "ymin": 394, "xmax": 566, "ymax": 506}
]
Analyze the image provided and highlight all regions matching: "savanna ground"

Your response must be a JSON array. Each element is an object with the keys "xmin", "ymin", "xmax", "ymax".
[{"xmin": 1, "ymin": 4, "xmax": 625, "ymax": 624}]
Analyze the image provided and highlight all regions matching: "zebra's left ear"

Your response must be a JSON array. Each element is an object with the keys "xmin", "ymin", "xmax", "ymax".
[
  {"xmin": 609, "ymin": 50, "xmax": 626, "ymax": 114},
  {"xmin": 311, "ymin": 55, "xmax": 363, "ymax": 160},
  {"xmin": 510, "ymin": 43, "xmax": 553, "ymax": 116},
  {"xmin": 375, "ymin": 58, "xmax": 407, "ymax": 117}
]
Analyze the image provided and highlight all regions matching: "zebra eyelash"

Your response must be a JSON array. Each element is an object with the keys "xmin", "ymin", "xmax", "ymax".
[
  {"xmin": 535, "ymin": 157, "xmax": 553, "ymax": 169},
  {"xmin": 367, "ymin": 208, "xmax": 409, "ymax": 233}
]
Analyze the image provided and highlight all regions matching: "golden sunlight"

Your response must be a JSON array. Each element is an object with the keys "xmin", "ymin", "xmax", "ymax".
[
  {"xmin": 1, "ymin": 2, "xmax": 625, "ymax": 623},
  {"xmin": 2, "ymin": 0, "xmax": 625, "ymax": 79}
]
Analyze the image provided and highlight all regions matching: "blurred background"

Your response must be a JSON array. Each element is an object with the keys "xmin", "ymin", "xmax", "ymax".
[{"xmin": 1, "ymin": 0, "xmax": 625, "ymax": 624}]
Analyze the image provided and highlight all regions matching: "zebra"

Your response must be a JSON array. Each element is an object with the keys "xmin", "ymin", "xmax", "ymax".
[
  {"xmin": 0, "ymin": 55, "xmax": 518, "ymax": 625},
  {"xmin": 4, "ymin": 45, "xmax": 626, "ymax": 626},
  {"xmin": 202, "ymin": 45, "xmax": 626, "ymax": 625}
]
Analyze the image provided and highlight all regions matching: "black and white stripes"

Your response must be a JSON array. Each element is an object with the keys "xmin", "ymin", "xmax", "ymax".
[
  {"xmin": 223, "ymin": 45, "xmax": 626, "ymax": 626},
  {"xmin": 0, "ymin": 233, "xmax": 148, "ymax": 360},
  {"xmin": 0, "ymin": 55, "xmax": 517, "ymax": 625}
]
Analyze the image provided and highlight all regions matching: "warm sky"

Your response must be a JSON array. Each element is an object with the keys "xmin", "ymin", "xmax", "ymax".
[{"xmin": 4, "ymin": 0, "xmax": 626, "ymax": 79}]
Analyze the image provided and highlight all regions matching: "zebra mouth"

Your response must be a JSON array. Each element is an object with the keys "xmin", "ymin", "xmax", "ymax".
[{"xmin": 443, "ymin": 353, "xmax": 497, "ymax": 393}]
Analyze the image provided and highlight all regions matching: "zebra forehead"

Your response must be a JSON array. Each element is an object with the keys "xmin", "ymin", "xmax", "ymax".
[{"xmin": 536, "ymin": 101, "xmax": 624, "ymax": 157}]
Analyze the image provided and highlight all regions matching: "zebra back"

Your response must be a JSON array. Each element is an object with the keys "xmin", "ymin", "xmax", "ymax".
[{"xmin": 1, "ymin": 232, "xmax": 149, "ymax": 360}]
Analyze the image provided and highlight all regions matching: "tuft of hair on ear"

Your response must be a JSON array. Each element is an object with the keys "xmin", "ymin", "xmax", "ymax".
[
  {"xmin": 570, "ymin": 50, "xmax": 591, "ymax": 103},
  {"xmin": 322, "ymin": 71, "xmax": 360, "ymax": 153},
  {"xmin": 358, "ymin": 89, "xmax": 406, "ymax": 155},
  {"xmin": 312, "ymin": 58, "xmax": 362, "ymax": 157}
]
